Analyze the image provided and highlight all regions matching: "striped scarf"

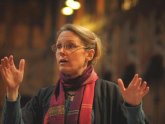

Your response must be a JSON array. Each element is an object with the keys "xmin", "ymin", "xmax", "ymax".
[{"xmin": 44, "ymin": 66, "xmax": 98, "ymax": 124}]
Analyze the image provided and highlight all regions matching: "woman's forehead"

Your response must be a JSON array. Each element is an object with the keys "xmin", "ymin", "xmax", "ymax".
[
  {"xmin": 56, "ymin": 31, "xmax": 82, "ymax": 44},
  {"xmin": 58, "ymin": 30, "xmax": 78, "ymax": 38}
]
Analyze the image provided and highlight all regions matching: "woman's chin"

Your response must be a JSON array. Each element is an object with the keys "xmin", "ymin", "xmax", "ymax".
[{"xmin": 59, "ymin": 67, "xmax": 72, "ymax": 75}]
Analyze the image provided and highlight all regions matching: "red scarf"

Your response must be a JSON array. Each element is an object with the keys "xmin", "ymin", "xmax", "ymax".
[{"xmin": 44, "ymin": 70, "xmax": 98, "ymax": 124}]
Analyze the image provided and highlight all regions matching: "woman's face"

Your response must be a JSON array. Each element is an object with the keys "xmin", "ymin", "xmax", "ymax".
[{"xmin": 55, "ymin": 31, "xmax": 93, "ymax": 77}]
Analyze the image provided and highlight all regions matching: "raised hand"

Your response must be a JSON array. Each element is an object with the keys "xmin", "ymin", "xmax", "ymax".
[
  {"xmin": 0, "ymin": 55, "xmax": 25, "ymax": 101},
  {"xmin": 117, "ymin": 74, "xmax": 149, "ymax": 106}
]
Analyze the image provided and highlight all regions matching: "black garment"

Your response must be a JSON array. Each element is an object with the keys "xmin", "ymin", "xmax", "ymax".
[{"xmin": 2, "ymin": 79, "xmax": 148, "ymax": 124}]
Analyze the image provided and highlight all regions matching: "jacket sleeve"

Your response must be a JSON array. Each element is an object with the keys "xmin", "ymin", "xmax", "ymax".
[
  {"xmin": 2, "ymin": 96, "xmax": 25, "ymax": 124},
  {"xmin": 114, "ymin": 82, "xmax": 149, "ymax": 124},
  {"xmin": 124, "ymin": 103, "xmax": 149, "ymax": 124},
  {"xmin": 94, "ymin": 79, "xmax": 149, "ymax": 124},
  {"xmin": 2, "ymin": 87, "xmax": 53, "ymax": 124}
]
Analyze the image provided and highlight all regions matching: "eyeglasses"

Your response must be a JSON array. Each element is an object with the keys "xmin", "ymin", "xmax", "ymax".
[{"xmin": 51, "ymin": 43, "xmax": 89, "ymax": 54}]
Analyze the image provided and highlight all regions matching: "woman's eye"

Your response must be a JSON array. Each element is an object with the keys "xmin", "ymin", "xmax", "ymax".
[
  {"xmin": 67, "ymin": 44, "xmax": 77, "ymax": 49},
  {"xmin": 56, "ymin": 44, "xmax": 62, "ymax": 49}
]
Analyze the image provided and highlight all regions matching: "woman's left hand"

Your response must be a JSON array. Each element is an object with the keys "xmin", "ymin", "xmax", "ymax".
[{"xmin": 117, "ymin": 74, "xmax": 149, "ymax": 106}]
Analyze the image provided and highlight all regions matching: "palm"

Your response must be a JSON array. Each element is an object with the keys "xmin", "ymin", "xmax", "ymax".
[
  {"xmin": 0, "ymin": 55, "xmax": 25, "ymax": 90},
  {"xmin": 4, "ymin": 66, "xmax": 24, "ymax": 89},
  {"xmin": 117, "ymin": 74, "xmax": 149, "ymax": 106}
]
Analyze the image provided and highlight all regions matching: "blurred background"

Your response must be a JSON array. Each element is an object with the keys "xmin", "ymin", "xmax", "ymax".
[{"xmin": 0, "ymin": 0, "xmax": 165, "ymax": 123}]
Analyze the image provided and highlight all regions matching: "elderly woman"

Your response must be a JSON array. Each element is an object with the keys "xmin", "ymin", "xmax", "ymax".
[{"xmin": 0, "ymin": 24, "xmax": 149, "ymax": 124}]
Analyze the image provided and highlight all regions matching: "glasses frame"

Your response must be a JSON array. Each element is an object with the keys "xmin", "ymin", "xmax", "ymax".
[{"xmin": 51, "ymin": 43, "xmax": 90, "ymax": 54}]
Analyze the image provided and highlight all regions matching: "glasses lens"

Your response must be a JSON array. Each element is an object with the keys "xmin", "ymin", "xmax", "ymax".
[{"xmin": 51, "ymin": 43, "xmax": 88, "ymax": 53}]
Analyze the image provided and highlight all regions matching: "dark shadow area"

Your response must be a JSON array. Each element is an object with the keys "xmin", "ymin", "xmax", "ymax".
[
  {"xmin": 20, "ymin": 95, "xmax": 32, "ymax": 108},
  {"xmin": 122, "ymin": 63, "xmax": 136, "ymax": 87},
  {"xmin": 143, "ymin": 54, "xmax": 164, "ymax": 86}
]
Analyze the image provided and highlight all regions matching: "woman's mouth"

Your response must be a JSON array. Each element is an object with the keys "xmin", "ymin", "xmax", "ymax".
[{"xmin": 59, "ymin": 59, "xmax": 68, "ymax": 65}]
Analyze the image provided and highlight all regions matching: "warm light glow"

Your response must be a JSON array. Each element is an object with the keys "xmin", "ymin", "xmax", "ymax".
[
  {"xmin": 61, "ymin": 7, "xmax": 73, "ymax": 15},
  {"xmin": 66, "ymin": 0, "xmax": 81, "ymax": 10},
  {"xmin": 66, "ymin": 0, "xmax": 74, "ymax": 5},
  {"xmin": 122, "ymin": 1, "xmax": 131, "ymax": 10},
  {"xmin": 122, "ymin": 0, "xmax": 138, "ymax": 11}
]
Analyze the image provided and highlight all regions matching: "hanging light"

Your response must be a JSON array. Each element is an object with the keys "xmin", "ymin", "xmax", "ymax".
[
  {"xmin": 66, "ymin": 0, "xmax": 74, "ymax": 5},
  {"xmin": 122, "ymin": 0, "xmax": 138, "ymax": 11},
  {"xmin": 122, "ymin": 1, "xmax": 131, "ymax": 10},
  {"xmin": 66, "ymin": 0, "xmax": 81, "ymax": 10},
  {"xmin": 61, "ymin": 7, "xmax": 73, "ymax": 15}
]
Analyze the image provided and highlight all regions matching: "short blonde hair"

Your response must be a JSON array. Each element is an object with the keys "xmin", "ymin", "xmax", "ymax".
[{"xmin": 57, "ymin": 24, "xmax": 102, "ymax": 65}]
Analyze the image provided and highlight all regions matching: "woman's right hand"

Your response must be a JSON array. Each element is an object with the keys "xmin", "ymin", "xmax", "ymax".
[{"xmin": 0, "ymin": 55, "xmax": 25, "ymax": 101}]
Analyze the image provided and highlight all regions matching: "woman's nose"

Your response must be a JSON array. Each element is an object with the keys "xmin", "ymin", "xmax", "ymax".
[{"xmin": 58, "ymin": 47, "xmax": 67, "ymax": 55}]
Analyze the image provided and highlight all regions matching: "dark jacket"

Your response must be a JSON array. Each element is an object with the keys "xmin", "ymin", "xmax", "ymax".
[{"xmin": 2, "ymin": 79, "xmax": 148, "ymax": 124}]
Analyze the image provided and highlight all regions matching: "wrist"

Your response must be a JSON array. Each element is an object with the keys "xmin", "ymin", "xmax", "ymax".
[
  {"xmin": 6, "ymin": 87, "xmax": 19, "ymax": 101},
  {"xmin": 124, "ymin": 101, "xmax": 141, "ymax": 107},
  {"xmin": 125, "ymin": 102, "xmax": 139, "ymax": 107}
]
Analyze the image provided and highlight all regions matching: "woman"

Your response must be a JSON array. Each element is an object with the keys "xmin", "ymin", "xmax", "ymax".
[{"xmin": 0, "ymin": 24, "xmax": 149, "ymax": 124}]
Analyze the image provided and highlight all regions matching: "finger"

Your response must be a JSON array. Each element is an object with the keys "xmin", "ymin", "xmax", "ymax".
[
  {"xmin": 1, "ymin": 67, "xmax": 7, "ymax": 80},
  {"xmin": 1, "ymin": 59, "xmax": 4, "ymax": 66},
  {"xmin": 136, "ymin": 78, "xmax": 142, "ymax": 88},
  {"xmin": 129, "ymin": 74, "xmax": 139, "ymax": 86},
  {"xmin": 9, "ymin": 55, "xmax": 14, "ymax": 65},
  {"xmin": 19, "ymin": 59, "xmax": 25, "ymax": 72},
  {"xmin": 140, "ymin": 81, "xmax": 147, "ymax": 91},
  {"xmin": 1, "ymin": 59, "xmax": 6, "ymax": 68},
  {"xmin": 140, "ymin": 81, "xmax": 149, "ymax": 96},
  {"xmin": 4, "ymin": 57, "xmax": 10, "ymax": 68},
  {"xmin": 1, "ymin": 59, "xmax": 7, "ymax": 78},
  {"xmin": 1, "ymin": 60, "xmax": 4, "ymax": 71},
  {"xmin": 0, "ymin": 63, "xmax": 3, "ymax": 70},
  {"xmin": 142, "ymin": 86, "xmax": 149, "ymax": 97},
  {"xmin": 117, "ymin": 78, "xmax": 126, "ymax": 93},
  {"xmin": 0, "ymin": 68, "xmax": 5, "ymax": 80},
  {"xmin": 9, "ymin": 55, "xmax": 16, "ymax": 69}
]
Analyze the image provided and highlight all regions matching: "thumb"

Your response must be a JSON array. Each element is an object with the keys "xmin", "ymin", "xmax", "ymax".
[
  {"xmin": 117, "ymin": 78, "xmax": 126, "ymax": 93},
  {"xmin": 19, "ymin": 59, "xmax": 25, "ymax": 73}
]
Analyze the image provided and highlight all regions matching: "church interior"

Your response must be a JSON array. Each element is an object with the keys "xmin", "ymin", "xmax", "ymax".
[{"xmin": 0, "ymin": 0, "xmax": 165, "ymax": 123}]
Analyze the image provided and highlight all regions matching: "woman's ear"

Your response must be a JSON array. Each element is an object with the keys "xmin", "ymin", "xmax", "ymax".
[{"xmin": 86, "ymin": 49, "xmax": 95, "ymax": 61}]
